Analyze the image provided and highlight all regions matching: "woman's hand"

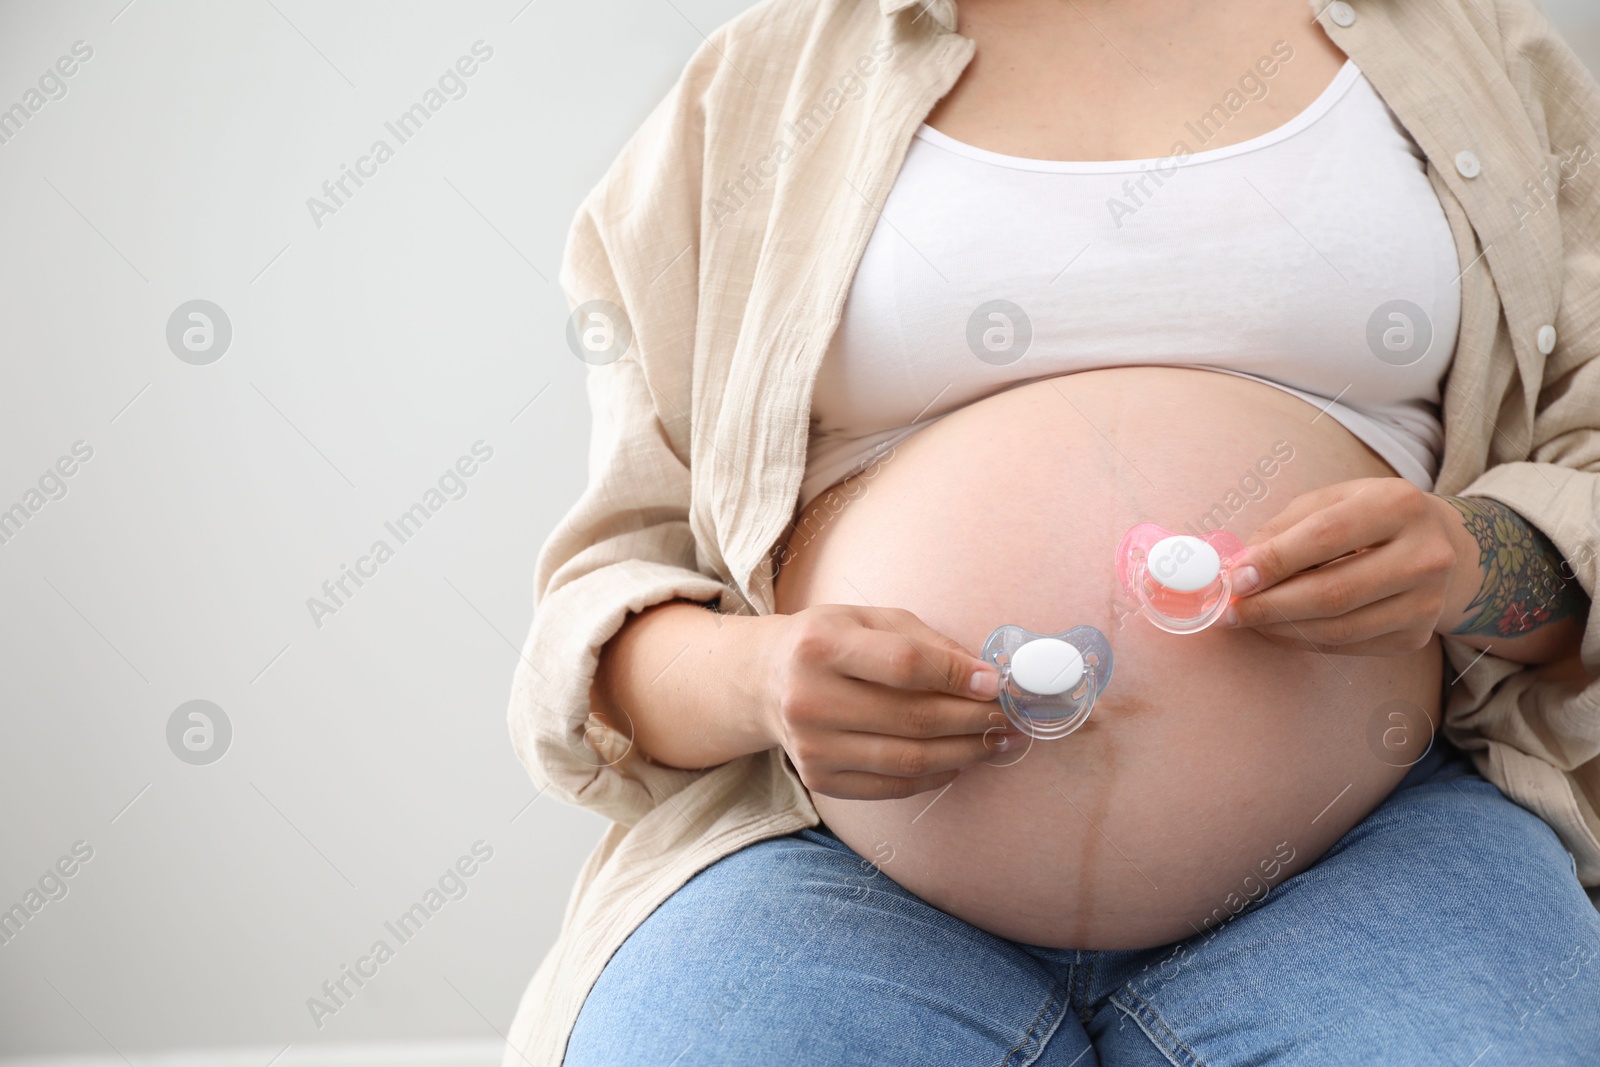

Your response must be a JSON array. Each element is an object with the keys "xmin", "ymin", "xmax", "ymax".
[
  {"xmin": 1219, "ymin": 478, "xmax": 1474, "ymax": 656},
  {"xmin": 752, "ymin": 604, "xmax": 1012, "ymax": 800}
]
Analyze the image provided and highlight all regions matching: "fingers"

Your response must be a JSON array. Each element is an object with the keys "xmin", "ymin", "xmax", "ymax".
[
  {"xmin": 782, "ymin": 689, "xmax": 1019, "ymax": 798},
  {"xmin": 1230, "ymin": 545, "xmax": 1415, "ymax": 629},
  {"xmin": 809, "ymin": 680, "xmax": 1006, "ymax": 741},
  {"xmin": 1236, "ymin": 479, "xmax": 1409, "ymax": 594},
  {"xmin": 774, "ymin": 605, "xmax": 1020, "ymax": 800},
  {"xmin": 810, "ymin": 768, "xmax": 963, "ymax": 801},
  {"xmin": 828, "ymin": 615, "xmax": 999, "ymax": 700},
  {"xmin": 1243, "ymin": 481, "xmax": 1348, "ymax": 547},
  {"xmin": 1244, "ymin": 590, "xmax": 1437, "ymax": 653},
  {"xmin": 817, "ymin": 710, "xmax": 1022, "ymax": 799},
  {"xmin": 834, "ymin": 730, "xmax": 1004, "ymax": 779}
]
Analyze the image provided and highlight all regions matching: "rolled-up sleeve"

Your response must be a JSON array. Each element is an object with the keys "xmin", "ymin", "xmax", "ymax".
[
  {"xmin": 507, "ymin": 36, "xmax": 743, "ymax": 828},
  {"xmin": 1445, "ymin": 0, "xmax": 1600, "ymax": 882},
  {"xmin": 1457, "ymin": 0, "xmax": 1600, "ymax": 658}
]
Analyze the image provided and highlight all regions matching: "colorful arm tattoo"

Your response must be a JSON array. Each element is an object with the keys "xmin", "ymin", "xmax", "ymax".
[{"xmin": 1444, "ymin": 497, "xmax": 1592, "ymax": 639}]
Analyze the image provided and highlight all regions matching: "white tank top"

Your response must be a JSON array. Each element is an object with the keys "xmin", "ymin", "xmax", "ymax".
[{"xmin": 802, "ymin": 60, "xmax": 1460, "ymax": 507}]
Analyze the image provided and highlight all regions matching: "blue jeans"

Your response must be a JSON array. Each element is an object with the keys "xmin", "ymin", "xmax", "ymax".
[{"xmin": 567, "ymin": 744, "xmax": 1600, "ymax": 1066}]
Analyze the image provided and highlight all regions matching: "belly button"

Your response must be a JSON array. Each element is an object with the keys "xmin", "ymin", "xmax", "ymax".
[
  {"xmin": 1116, "ymin": 524, "xmax": 1244, "ymax": 635},
  {"xmin": 981, "ymin": 624, "xmax": 1115, "ymax": 741}
]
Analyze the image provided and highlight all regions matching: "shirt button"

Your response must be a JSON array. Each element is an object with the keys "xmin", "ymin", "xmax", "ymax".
[
  {"xmin": 1455, "ymin": 150, "xmax": 1482, "ymax": 179},
  {"xmin": 1328, "ymin": 1, "xmax": 1356, "ymax": 27},
  {"xmin": 1538, "ymin": 324, "xmax": 1557, "ymax": 355}
]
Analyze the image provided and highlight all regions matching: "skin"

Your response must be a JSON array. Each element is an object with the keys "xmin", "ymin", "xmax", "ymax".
[
  {"xmin": 782, "ymin": 369, "xmax": 1450, "ymax": 946},
  {"xmin": 921, "ymin": 0, "xmax": 1351, "ymax": 162},
  {"xmin": 918, "ymin": 0, "xmax": 1590, "ymax": 667},
  {"xmin": 592, "ymin": 0, "xmax": 1588, "ymax": 835},
  {"xmin": 1445, "ymin": 497, "xmax": 1590, "ymax": 639},
  {"xmin": 1224, "ymin": 481, "xmax": 1589, "ymax": 659}
]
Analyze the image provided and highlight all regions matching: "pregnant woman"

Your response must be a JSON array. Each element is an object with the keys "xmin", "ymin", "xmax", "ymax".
[{"xmin": 506, "ymin": 0, "xmax": 1600, "ymax": 1063}]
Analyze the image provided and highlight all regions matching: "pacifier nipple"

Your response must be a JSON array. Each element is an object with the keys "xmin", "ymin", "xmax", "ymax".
[
  {"xmin": 1009, "ymin": 638, "xmax": 1084, "ymax": 695},
  {"xmin": 1117, "ymin": 523, "xmax": 1243, "ymax": 635}
]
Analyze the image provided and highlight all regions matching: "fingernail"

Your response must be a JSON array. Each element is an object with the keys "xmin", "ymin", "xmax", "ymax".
[
  {"xmin": 970, "ymin": 669, "xmax": 999, "ymax": 698},
  {"xmin": 1232, "ymin": 566, "xmax": 1260, "ymax": 595},
  {"xmin": 1222, "ymin": 606, "xmax": 1239, "ymax": 627}
]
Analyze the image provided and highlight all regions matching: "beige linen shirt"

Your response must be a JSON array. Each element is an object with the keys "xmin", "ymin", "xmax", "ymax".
[{"xmin": 503, "ymin": 0, "xmax": 1600, "ymax": 1061}]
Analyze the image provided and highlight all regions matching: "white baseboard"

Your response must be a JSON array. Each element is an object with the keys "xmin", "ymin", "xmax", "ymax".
[{"xmin": 0, "ymin": 1039, "xmax": 504, "ymax": 1067}]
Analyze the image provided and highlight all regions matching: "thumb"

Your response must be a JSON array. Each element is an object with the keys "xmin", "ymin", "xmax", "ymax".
[
  {"xmin": 1243, "ymin": 486, "xmax": 1335, "ymax": 548},
  {"xmin": 1234, "ymin": 481, "xmax": 1369, "ymax": 592}
]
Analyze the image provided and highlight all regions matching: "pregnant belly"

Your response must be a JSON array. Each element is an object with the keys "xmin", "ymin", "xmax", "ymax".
[{"xmin": 773, "ymin": 367, "xmax": 1443, "ymax": 949}]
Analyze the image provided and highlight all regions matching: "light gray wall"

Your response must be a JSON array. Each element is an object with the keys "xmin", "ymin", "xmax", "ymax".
[
  {"xmin": 0, "ymin": 0, "xmax": 748, "ymax": 1057},
  {"xmin": 1, "ymin": 0, "xmax": 1596, "ymax": 1058},
  {"xmin": 1546, "ymin": 0, "xmax": 1600, "ymax": 75}
]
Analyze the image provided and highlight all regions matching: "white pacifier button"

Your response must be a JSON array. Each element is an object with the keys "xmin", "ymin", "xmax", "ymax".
[
  {"xmin": 1147, "ymin": 535, "xmax": 1222, "ymax": 593},
  {"xmin": 1010, "ymin": 638, "xmax": 1084, "ymax": 696}
]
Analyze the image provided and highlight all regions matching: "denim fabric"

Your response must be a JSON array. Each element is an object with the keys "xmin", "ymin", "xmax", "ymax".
[{"xmin": 566, "ymin": 742, "xmax": 1600, "ymax": 1066}]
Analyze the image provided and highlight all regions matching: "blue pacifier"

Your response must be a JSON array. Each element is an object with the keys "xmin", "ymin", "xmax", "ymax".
[{"xmin": 980, "ymin": 624, "xmax": 1115, "ymax": 740}]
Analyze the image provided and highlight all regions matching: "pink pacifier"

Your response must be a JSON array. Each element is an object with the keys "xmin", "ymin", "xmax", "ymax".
[{"xmin": 1116, "ymin": 523, "xmax": 1246, "ymax": 634}]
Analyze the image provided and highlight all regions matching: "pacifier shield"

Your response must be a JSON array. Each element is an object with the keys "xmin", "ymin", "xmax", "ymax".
[
  {"xmin": 1117, "ymin": 523, "xmax": 1244, "ymax": 635},
  {"xmin": 981, "ymin": 624, "xmax": 1114, "ymax": 740}
]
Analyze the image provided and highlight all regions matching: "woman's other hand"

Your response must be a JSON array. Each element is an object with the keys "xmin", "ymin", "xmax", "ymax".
[
  {"xmin": 1223, "ymin": 477, "xmax": 1588, "ymax": 662},
  {"xmin": 1219, "ymin": 478, "xmax": 1468, "ymax": 656},
  {"xmin": 752, "ymin": 605, "xmax": 1011, "ymax": 800}
]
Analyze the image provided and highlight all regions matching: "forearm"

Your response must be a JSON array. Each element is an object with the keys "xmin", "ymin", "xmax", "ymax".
[
  {"xmin": 591, "ymin": 600, "xmax": 778, "ymax": 770},
  {"xmin": 1433, "ymin": 495, "xmax": 1591, "ymax": 664}
]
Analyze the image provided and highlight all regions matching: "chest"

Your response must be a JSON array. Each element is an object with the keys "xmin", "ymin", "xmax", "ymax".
[
  {"xmin": 808, "ymin": 66, "xmax": 1461, "ymax": 450},
  {"xmin": 925, "ymin": 0, "xmax": 1350, "ymax": 162}
]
